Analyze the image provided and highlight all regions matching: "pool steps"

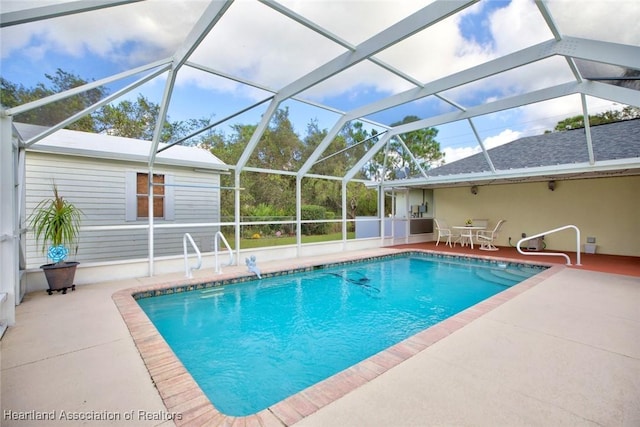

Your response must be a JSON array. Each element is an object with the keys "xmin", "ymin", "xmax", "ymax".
[
  {"xmin": 200, "ymin": 287, "xmax": 225, "ymax": 294},
  {"xmin": 200, "ymin": 287, "xmax": 225, "ymax": 299},
  {"xmin": 475, "ymin": 267, "xmax": 538, "ymax": 287}
]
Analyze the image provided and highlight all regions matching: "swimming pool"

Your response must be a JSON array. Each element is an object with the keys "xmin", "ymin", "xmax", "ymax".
[{"xmin": 135, "ymin": 252, "xmax": 546, "ymax": 416}]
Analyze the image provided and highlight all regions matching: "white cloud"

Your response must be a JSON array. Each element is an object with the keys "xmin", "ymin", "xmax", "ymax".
[
  {"xmin": 483, "ymin": 128, "xmax": 521, "ymax": 149},
  {"xmin": 490, "ymin": 0, "xmax": 551, "ymax": 54},
  {"xmin": 442, "ymin": 145, "xmax": 480, "ymax": 164},
  {"xmin": 442, "ymin": 128, "xmax": 521, "ymax": 164},
  {"xmin": 373, "ymin": 5, "xmax": 495, "ymax": 92},
  {"xmin": 187, "ymin": 0, "xmax": 432, "ymax": 96},
  {"xmin": 1, "ymin": 0, "xmax": 210, "ymax": 64},
  {"xmin": 545, "ymin": 0, "xmax": 640, "ymax": 46},
  {"xmin": 439, "ymin": 0, "xmax": 633, "ymax": 153}
]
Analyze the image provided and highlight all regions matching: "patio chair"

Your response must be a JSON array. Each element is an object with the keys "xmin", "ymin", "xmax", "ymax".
[
  {"xmin": 470, "ymin": 218, "xmax": 488, "ymax": 245},
  {"xmin": 476, "ymin": 219, "xmax": 506, "ymax": 251},
  {"xmin": 434, "ymin": 218, "xmax": 455, "ymax": 247}
]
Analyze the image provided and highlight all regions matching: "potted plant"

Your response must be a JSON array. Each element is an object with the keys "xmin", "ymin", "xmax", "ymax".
[{"xmin": 29, "ymin": 184, "xmax": 83, "ymax": 295}]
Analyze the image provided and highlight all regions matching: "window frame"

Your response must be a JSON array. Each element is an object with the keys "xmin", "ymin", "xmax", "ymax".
[{"xmin": 125, "ymin": 171, "xmax": 174, "ymax": 221}]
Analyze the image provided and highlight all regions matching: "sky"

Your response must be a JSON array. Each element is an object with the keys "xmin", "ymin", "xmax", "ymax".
[{"xmin": 1, "ymin": 0, "xmax": 638, "ymax": 164}]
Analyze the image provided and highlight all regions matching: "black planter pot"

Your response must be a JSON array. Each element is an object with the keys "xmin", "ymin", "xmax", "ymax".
[{"xmin": 41, "ymin": 262, "xmax": 79, "ymax": 295}]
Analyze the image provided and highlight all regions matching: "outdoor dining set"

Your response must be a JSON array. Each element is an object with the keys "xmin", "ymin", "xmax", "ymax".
[{"xmin": 434, "ymin": 218, "xmax": 506, "ymax": 251}]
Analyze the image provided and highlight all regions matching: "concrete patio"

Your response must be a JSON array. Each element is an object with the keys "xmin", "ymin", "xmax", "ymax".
[{"xmin": 2, "ymin": 248, "xmax": 639, "ymax": 426}]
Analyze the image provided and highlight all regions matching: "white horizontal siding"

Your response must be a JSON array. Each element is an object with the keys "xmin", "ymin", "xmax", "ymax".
[
  {"xmin": 27, "ymin": 229, "xmax": 220, "ymax": 265},
  {"xmin": 25, "ymin": 152, "xmax": 221, "ymax": 268}
]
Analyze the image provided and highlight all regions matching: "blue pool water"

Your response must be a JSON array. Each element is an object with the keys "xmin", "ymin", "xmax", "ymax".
[{"xmin": 137, "ymin": 254, "xmax": 543, "ymax": 416}]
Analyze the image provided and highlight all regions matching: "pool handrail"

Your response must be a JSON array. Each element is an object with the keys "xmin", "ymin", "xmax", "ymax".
[
  {"xmin": 516, "ymin": 225, "xmax": 581, "ymax": 266},
  {"xmin": 183, "ymin": 233, "xmax": 202, "ymax": 278},
  {"xmin": 215, "ymin": 231, "xmax": 234, "ymax": 274}
]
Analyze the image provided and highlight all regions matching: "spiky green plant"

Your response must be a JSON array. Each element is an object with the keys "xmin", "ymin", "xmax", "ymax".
[{"xmin": 29, "ymin": 184, "xmax": 83, "ymax": 262}]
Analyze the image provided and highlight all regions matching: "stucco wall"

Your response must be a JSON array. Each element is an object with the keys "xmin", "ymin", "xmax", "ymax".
[{"xmin": 433, "ymin": 175, "xmax": 640, "ymax": 256}]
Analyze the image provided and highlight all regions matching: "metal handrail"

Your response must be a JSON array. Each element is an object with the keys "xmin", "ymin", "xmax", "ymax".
[
  {"xmin": 183, "ymin": 233, "xmax": 202, "ymax": 278},
  {"xmin": 516, "ymin": 225, "xmax": 581, "ymax": 266},
  {"xmin": 214, "ymin": 231, "xmax": 234, "ymax": 274}
]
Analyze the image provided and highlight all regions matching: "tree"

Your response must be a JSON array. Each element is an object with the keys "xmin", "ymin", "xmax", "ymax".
[
  {"xmin": 247, "ymin": 107, "xmax": 303, "ymax": 171},
  {"xmin": 302, "ymin": 120, "xmax": 347, "ymax": 213},
  {"xmin": 1, "ymin": 70, "xmax": 206, "ymax": 142},
  {"xmin": 356, "ymin": 116, "xmax": 443, "ymax": 180},
  {"xmin": 1, "ymin": 69, "xmax": 106, "ymax": 132},
  {"xmin": 387, "ymin": 116, "xmax": 443, "ymax": 178},
  {"xmin": 303, "ymin": 120, "xmax": 378, "ymax": 217},
  {"xmin": 206, "ymin": 111, "xmax": 384, "ymax": 222},
  {"xmin": 551, "ymin": 107, "xmax": 640, "ymax": 132},
  {"xmin": 342, "ymin": 121, "xmax": 377, "ymax": 180},
  {"xmin": 2, "ymin": 70, "xmax": 441, "ymax": 224},
  {"xmin": 93, "ymin": 94, "xmax": 159, "ymax": 140},
  {"xmin": 203, "ymin": 122, "xmax": 255, "ymax": 220},
  {"xmin": 243, "ymin": 109, "xmax": 301, "ymax": 215},
  {"xmin": 207, "ymin": 110, "xmax": 303, "ymax": 220},
  {"xmin": 92, "ymin": 94, "xmax": 201, "ymax": 143}
]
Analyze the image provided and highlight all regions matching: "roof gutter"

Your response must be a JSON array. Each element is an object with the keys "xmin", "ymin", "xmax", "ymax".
[
  {"xmin": 370, "ymin": 158, "xmax": 640, "ymax": 189},
  {"xmin": 25, "ymin": 144, "xmax": 230, "ymax": 172}
]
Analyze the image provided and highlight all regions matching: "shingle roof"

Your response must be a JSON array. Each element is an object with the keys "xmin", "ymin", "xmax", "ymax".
[{"xmin": 428, "ymin": 119, "xmax": 640, "ymax": 177}]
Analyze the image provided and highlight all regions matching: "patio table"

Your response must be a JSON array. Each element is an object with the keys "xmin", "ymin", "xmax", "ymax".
[{"xmin": 452, "ymin": 225, "xmax": 486, "ymax": 249}]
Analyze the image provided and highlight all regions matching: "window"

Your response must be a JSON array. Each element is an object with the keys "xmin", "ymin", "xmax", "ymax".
[
  {"xmin": 126, "ymin": 171, "xmax": 174, "ymax": 221},
  {"xmin": 137, "ymin": 173, "xmax": 164, "ymax": 218}
]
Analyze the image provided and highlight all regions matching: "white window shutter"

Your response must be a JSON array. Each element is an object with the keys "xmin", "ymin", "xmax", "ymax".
[{"xmin": 125, "ymin": 171, "xmax": 137, "ymax": 222}]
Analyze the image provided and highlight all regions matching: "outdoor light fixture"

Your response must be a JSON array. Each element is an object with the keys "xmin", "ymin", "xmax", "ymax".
[
  {"xmin": 548, "ymin": 180, "xmax": 556, "ymax": 191},
  {"xmin": 470, "ymin": 185, "xmax": 478, "ymax": 195}
]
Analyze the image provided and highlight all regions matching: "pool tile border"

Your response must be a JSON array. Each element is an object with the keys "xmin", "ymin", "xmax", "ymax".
[{"xmin": 112, "ymin": 250, "xmax": 563, "ymax": 426}]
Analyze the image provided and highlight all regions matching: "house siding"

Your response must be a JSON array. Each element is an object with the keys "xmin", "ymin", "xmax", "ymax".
[{"xmin": 26, "ymin": 151, "xmax": 221, "ymax": 268}]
